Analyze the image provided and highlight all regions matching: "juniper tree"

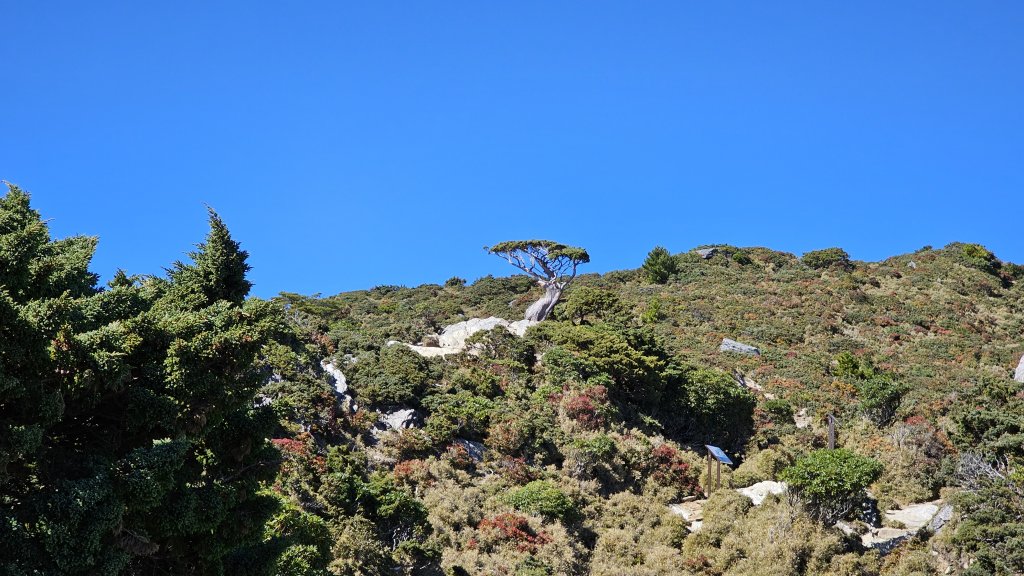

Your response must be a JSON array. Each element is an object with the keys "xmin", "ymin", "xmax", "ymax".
[
  {"xmin": 641, "ymin": 246, "xmax": 676, "ymax": 284},
  {"xmin": 486, "ymin": 240, "xmax": 589, "ymax": 322},
  {"xmin": 0, "ymin": 185, "xmax": 315, "ymax": 575}
]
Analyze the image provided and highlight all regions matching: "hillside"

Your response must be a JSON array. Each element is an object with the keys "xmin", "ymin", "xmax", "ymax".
[
  {"xmin": 3, "ymin": 185, "xmax": 1022, "ymax": 576},
  {"xmin": 268, "ymin": 242, "xmax": 1024, "ymax": 576}
]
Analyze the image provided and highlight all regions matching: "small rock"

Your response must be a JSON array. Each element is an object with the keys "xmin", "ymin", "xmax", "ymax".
[
  {"xmin": 736, "ymin": 481, "xmax": 787, "ymax": 506},
  {"xmin": 863, "ymin": 527, "xmax": 913, "ymax": 554},
  {"xmin": 733, "ymin": 369, "xmax": 764, "ymax": 392},
  {"xmin": 720, "ymin": 338, "xmax": 760, "ymax": 356},
  {"xmin": 453, "ymin": 438, "xmax": 486, "ymax": 463},
  {"xmin": 696, "ymin": 248, "xmax": 718, "ymax": 259},
  {"xmin": 668, "ymin": 500, "xmax": 705, "ymax": 523},
  {"xmin": 1014, "ymin": 354, "xmax": 1024, "ymax": 383},
  {"xmin": 908, "ymin": 260, "xmax": 918, "ymax": 269},
  {"xmin": 794, "ymin": 408, "xmax": 812, "ymax": 429}
]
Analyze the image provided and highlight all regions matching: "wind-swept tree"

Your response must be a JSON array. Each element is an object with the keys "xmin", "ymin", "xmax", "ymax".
[{"xmin": 486, "ymin": 240, "xmax": 589, "ymax": 321}]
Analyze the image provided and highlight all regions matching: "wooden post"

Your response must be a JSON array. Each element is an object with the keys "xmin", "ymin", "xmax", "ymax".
[
  {"xmin": 827, "ymin": 414, "xmax": 836, "ymax": 449},
  {"xmin": 706, "ymin": 449, "xmax": 713, "ymax": 495},
  {"xmin": 716, "ymin": 460, "xmax": 721, "ymax": 490}
]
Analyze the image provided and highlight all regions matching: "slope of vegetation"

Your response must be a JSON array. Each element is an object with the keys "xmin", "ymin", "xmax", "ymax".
[
  {"xmin": 3, "ymin": 185, "xmax": 1022, "ymax": 576},
  {"xmin": 267, "ymin": 242, "xmax": 1024, "ymax": 575}
]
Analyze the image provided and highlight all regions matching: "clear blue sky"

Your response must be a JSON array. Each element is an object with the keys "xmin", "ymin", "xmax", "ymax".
[{"xmin": 3, "ymin": 2, "xmax": 1022, "ymax": 298}]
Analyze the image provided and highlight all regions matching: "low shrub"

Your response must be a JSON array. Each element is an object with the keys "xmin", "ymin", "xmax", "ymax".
[{"xmin": 506, "ymin": 481, "xmax": 576, "ymax": 521}]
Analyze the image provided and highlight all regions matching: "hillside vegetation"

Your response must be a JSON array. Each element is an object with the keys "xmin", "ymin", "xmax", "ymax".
[
  {"xmin": 270, "ymin": 243, "xmax": 1024, "ymax": 575},
  {"xmin": 2, "ymin": 186, "xmax": 1022, "ymax": 576}
]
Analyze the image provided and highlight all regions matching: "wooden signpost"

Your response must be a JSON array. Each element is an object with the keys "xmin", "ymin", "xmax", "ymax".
[{"xmin": 704, "ymin": 445, "xmax": 734, "ymax": 495}]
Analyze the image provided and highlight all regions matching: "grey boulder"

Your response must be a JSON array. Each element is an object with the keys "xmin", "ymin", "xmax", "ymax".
[{"xmin": 719, "ymin": 338, "xmax": 760, "ymax": 356}]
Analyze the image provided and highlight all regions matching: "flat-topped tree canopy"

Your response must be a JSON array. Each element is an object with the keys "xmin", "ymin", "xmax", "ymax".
[
  {"xmin": 486, "ymin": 240, "xmax": 590, "ymax": 284},
  {"xmin": 486, "ymin": 240, "xmax": 590, "ymax": 322}
]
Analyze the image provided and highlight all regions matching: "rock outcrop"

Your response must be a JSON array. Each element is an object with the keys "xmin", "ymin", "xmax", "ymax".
[
  {"xmin": 370, "ymin": 408, "xmax": 423, "ymax": 440},
  {"xmin": 381, "ymin": 408, "xmax": 421, "ymax": 430},
  {"xmin": 1014, "ymin": 354, "xmax": 1024, "ymax": 383},
  {"xmin": 670, "ymin": 481, "xmax": 788, "ymax": 533},
  {"xmin": 697, "ymin": 248, "xmax": 718, "ymax": 259},
  {"xmin": 321, "ymin": 359, "xmax": 356, "ymax": 412},
  {"xmin": 719, "ymin": 338, "xmax": 760, "ymax": 356},
  {"xmin": 403, "ymin": 317, "xmax": 538, "ymax": 357},
  {"xmin": 860, "ymin": 500, "xmax": 945, "ymax": 554},
  {"xmin": 321, "ymin": 359, "xmax": 348, "ymax": 395},
  {"xmin": 452, "ymin": 438, "xmax": 486, "ymax": 463},
  {"xmin": 736, "ymin": 481, "xmax": 787, "ymax": 506}
]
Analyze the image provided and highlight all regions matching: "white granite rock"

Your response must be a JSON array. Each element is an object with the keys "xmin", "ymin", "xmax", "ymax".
[
  {"xmin": 736, "ymin": 481, "xmax": 787, "ymax": 506},
  {"xmin": 402, "ymin": 317, "xmax": 539, "ymax": 358},
  {"xmin": 884, "ymin": 501, "xmax": 940, "ymax": 531},
  {"xmin": 438, "ymin": 317, "xmax": 510, "ymax": 348},
  {"xmin": 321, "ymin": 360, "xmax": 348, "ymax": 395},
  {"xmin": 930, "ymin": 504, "xmax": 953, "ymax": 533},
  {"xmin": 1014, "ymin": 354, "xmax": 1024, "ymax": 383},
  {"xmin": 379, "ymin": 408, "xmax": 422, "ymax": 431},
  {"xmin": 860, "ymin": 500, "xmax": 945, "ymax": 554},
  {"xmin": 794, "ymin": 408, "xmax": 812, "ymax": 429}
]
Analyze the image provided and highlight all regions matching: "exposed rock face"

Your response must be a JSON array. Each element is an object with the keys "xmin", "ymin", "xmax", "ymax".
[
  {"xmin": 697, "ymin": 248, "xmax": 717, "ymax": 259},
  {"xmin": 438, "ymin": 317, "xmax": 507, "ymax": 348},
  {"xmin": 453, "ymin": 438, "xmax": 486, "ymax": 463},
  {"xmin": 1014, "ymin": 354, "xmax": 1024, "ymax": 383},
  {"xmin": 670, "ymin": 482, "xmax": 788, "ymax": 534},
  {"xmin": 404, "ymin": 317, "xmax": 538, "ymax": 357},
  {"xmin": 930, "ymin": 504, "xmax": 953, "ymax": 533},
  {"xmin": 733, "ymin": 369, "xmax": 768, "ymax": 396},
  {"xmin": 378, "ymin": 408, "xmax": 422, "ymax": 432},
  {"xmin": 719, "ymin": 338, "xmax": 760, "ymax": 356},
  {"xmin": 736, "ymin": 481, "xmax": 787, "ymax": 506},
  {"xmin": 860, "ymin": 500, "xmax": 945, "ymax": 554},
  {"xmin": 321, "ymin": 359, "xmax": 356, "ymax": 412},
  {"xmin": 321, "ymin": 360, "xmax": 348, "ymax": 395},
  {"xmin": 668, "ymin": 500, "xmax": 705, "ymax": 532}
]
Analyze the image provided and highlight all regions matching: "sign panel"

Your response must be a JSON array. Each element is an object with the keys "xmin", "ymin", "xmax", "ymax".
[{"xmin": 705, "ymin": 445, "xmax": 734, "ymax": 465}]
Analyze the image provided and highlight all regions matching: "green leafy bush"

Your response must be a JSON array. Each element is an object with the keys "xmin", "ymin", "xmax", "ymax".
[
  {"xmin": 855, "ymin": 376, "xmax": 907, "ymax": 427},
  {"xmin": 423, "ymin": 391, "xmax": 495, "ymax": 443},
  {"xmin": 780, "ymin": 449, "xmax": 883, "ymax": 523},
  {"xmin": 671, "ymin": 367, "xmax": 756, "ymax": 450},
  {"xmin": 506, "ymin": 481, "xmax": 576, "ymax": 520},
  {"xmin": 349, "ymin": 345, "xmax": 431, "ymax": 406},
  {"xmin": 560, "ymin": 286, "xmax": 626, "ymax": 325}
]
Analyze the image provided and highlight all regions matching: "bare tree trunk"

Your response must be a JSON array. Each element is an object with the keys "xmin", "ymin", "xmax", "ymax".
[{"xmin": 523, "ymin": 281, "xmax": 563, "ymax": 321}]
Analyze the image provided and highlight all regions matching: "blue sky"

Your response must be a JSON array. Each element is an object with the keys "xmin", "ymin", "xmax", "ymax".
[{"xmin": 2, "ymin": 2, "xmax": 1022, "ymax": 298}]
